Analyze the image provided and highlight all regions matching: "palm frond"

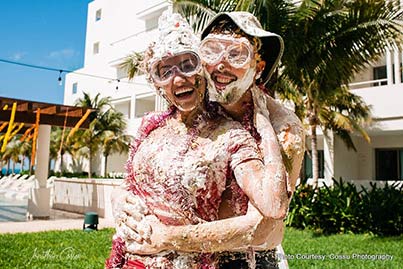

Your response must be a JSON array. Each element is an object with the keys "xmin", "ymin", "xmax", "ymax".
[
  {"xmin": 118, "ymin": 52, "xmax": 144, "ymax": 80},
  {"xmin": 173, "ymin": 0, "xmax": 238, "ymax": 33}
]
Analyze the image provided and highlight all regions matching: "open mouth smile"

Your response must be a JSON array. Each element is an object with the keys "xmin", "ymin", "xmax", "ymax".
[
  {"xmin": 212, "ymin": 72, "xmax": 236, "ymax": 90},
  {"xmin": 174, "ymin": 87, "xmax": 195, "ymax": 99}
]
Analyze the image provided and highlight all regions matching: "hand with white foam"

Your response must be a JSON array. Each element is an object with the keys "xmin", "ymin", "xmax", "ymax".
[
  {"xmin": 125, "ymin": 215, "xmax": 170, "ymax": 255},
  {"xmin": 112, "ymin": 188, "xmax": 151, "ymax": 243},
  {"xmin": 251, "ymin": 86, "xmax": 271, "ymax": 134}
]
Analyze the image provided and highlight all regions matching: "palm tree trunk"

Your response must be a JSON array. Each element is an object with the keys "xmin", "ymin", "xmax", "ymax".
[
  {"xmin": 60, "ymin": 153, "xmax": 64, "ymax": 172},
  {"xmin": 88, "ymin": 152, "xmax": 92, "ymax": 179},
  {"xmin": 311, "ymin": 124, "xmax": 319, "ymax": 188},
  {"xmin": 29, "ymin": 157, "xmax": 33, "ymax": 175},
  {"xmin": 21, "ymin": 157, "xmax": 25, "ymax": 173},
  {"xmin": 104, "ymin": 154, "xmax": 108, "ymax": 178},
  {"xmin": 7, "ymin": 160, "xmax": 10, "ymax": 175}
]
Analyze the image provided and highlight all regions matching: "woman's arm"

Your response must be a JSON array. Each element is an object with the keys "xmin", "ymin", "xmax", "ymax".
[
  {"xmin": 125, "ymin": 202, "xmax": 272, "ymax": 254},
  {"xmin": 124, "ymin": 156, "xmax": 286, "ymax": 254}
]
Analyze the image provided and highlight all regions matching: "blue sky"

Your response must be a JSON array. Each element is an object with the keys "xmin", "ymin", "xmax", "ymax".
[{"xmin": 0, "ymin": 0, "xmax": 92, "ymax": 104}]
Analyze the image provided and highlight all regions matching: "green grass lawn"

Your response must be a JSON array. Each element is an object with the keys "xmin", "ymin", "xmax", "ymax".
[
  {"xmin": 0, "ymin": 228, "xmax": 115, "ymax": 269},
  {"xmin": 0, "ymin": 227, "xmax": 401, "ymax": 269},
  {"xmin": 283, "ymin": 228, "xmax": 402, "ymax": 269}
]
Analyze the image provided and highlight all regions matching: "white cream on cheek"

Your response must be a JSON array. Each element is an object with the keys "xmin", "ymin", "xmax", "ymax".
[{"xmin": 206, "ymin": 65, "xmax": 256, "ymax": 105}]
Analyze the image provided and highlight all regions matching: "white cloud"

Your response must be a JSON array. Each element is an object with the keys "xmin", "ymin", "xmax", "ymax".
[
  {"xmin": 48, "ymin": 49, "xmax": 77, "ymax": 59},
  {"xmin": 11, "ymin": 52, "xmax": 26, "ymax": 61}
]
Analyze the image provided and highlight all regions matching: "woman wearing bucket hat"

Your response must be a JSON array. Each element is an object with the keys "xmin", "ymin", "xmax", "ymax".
[{"xmin": 107, "ymin": 11, "xmax": 289, "ymax": 269}]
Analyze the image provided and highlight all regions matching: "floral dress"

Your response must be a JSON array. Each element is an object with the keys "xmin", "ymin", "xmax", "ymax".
[{"xmin": 122, "ymin": 110, "xmax": 262, "ymax": 269}]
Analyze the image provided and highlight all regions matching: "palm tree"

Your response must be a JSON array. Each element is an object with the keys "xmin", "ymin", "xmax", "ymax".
[
  {"xmin": 277, "ymin": 0, "xmax": 402, "ymax": 185},
  {"xmin": 74, "ymin": 92, "xmax": 130, "ymax": 178},
  {"xmin": 98, "ymin": 108, "xmax": 132, "ymax": 177},
  {"xmin": 3, "ymin": 138, "xmax": 21, "ymax": 174},
  {"xmin": 19, "ymin": 138, "xmax": 32, "ymax": 174},
  {"xmin": 102, "ymin": 131, "xmax": 132, "ymax": 177},
  {"xmin": 74, "ymin": 92, "xmax": 111, "ymax": 177},
  {"xmin": 49, "ymin": 126, "xmax": 72, "ymax": 173},
  {"xmin": 170, "ymin": 0, "xmax": 403, "ymax": 186},
  {"xmin": 118, "ymin": 52, "xmax": 144, "ymax": 79}
]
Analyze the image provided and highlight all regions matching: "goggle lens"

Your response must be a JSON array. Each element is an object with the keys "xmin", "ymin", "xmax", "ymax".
[
  {"xmin": 199, "ymin": 39, "xmax": 252, "ymax": 68},
  {"xmin": 151, "ymin": 52, "xmax": 201, "ymax": 85}
]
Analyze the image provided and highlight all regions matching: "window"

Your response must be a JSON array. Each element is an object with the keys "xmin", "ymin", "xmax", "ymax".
[
  {"xmin": 373, "ymin": 66, "xmax": 387, "ymax": 86},
  {"xmin": 95, "ymin": 9, "xmax": 102, "ymax": 21},
  {"xmin": 93, "ymin": 42, "xmax": 100, "ymax": 54},
  {"xmin": 373, "ymin": 64, "xmax": 403, "ymax": 85},
  {"xmin": 375, "ymin": 149, "xmax": 403, "ymax": 180},
  {"xmin": 72, "ymin": 83, "xmax": 78, "ymax": 94},
  {"xmin": 303, "ymin": 150, "xmax": 325, "ymax": 180}
]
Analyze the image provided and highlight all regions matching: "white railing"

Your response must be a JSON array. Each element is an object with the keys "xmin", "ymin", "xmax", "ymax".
[{"xmin": 349, "ymin": 78, "xmax": 388, "ymax": 90}]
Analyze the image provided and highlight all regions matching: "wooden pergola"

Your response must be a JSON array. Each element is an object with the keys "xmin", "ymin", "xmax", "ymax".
[
  {"xmin": 0, "ymin": 96, "xmax": 92, "ymax": 219},
  {"xmin": 0, "ymin": 96, "xmax": 92, "ymax": 131}
]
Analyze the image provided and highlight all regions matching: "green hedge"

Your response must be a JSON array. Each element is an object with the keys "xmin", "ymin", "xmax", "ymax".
[{"xmin": 286, "ymin": 179, "xmax": 403, "ymax": 235}]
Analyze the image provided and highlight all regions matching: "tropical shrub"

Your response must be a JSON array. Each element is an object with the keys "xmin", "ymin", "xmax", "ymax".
[{"xmin": 286, "ymin": 178, "xmax": 403, "ymax": 236}]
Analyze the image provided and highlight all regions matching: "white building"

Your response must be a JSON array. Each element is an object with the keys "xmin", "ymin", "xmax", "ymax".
[
  {"xmin": 308, "ymin": 53, "xmax": 403, "ymax": 186},
  {"xmin": 65, "ymin": 0, "xmax": 403, "ymax": 184},
  {"xmin": 64, "ymin": 0, "xmax": 169, "ymax": 176}
]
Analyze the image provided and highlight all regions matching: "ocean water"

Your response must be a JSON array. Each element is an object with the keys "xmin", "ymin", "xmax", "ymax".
[
  {"xmin": 1, "ymin": 168, "xmax": 21, "ymax": 175},
  {"xmin": 0, "ymin": 195, "xmax": 27, "ymax": 222}
]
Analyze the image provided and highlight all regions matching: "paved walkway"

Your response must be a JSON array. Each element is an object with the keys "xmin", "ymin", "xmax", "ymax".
[{"xmin": 0, "ymin": 209, "xmax": 115, "ymax": 234}]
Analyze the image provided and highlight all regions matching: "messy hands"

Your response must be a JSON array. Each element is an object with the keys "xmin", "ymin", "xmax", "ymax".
[
  {"xmin": 113, "ymin": 190, "xmax": 151, "ymax": 243},
  {"xmin": 113, "ymin": 190, "xmax": 171, "ymax": 255},
  {"xmin": 125, "ymin": 214, "xmax": 170, "ymax": 255}
]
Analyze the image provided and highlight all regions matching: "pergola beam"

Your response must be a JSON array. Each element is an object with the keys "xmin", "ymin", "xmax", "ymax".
[{"xmin": 0, "ymin": 110, "xmax": 90, "ymax": 128}]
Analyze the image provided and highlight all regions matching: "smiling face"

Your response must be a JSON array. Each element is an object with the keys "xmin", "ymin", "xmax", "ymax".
[
  {"xmin": 201, "ymin": 34, "xmax": 260, "ymax": 105},
  {"xmin": 153, "ymin": 53, "xmax": 206, "ymax": 113}
]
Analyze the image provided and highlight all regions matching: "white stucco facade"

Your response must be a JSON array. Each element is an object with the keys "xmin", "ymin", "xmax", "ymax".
[
  {"xmin": 312, "ymin": 53, "xmax": 403, "ymax": 183},
  {"xmin": 64, "ymin": 0, "xmax": 170, "ymax": 176},
  {"xmin": 64, "ymin": 0, "xmax": 403, "ymax": 183}
]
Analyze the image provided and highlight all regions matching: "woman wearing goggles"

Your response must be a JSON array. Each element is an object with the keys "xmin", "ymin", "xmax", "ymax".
[{"xmin": 109, "ymin": 12, "xmax": 289, "ymax": 269}]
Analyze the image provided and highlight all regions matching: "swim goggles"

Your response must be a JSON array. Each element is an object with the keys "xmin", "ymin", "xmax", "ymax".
[
  {"xmin": 150, "ymin": 51, "xmax": 201, "ymax": 85},
  {"xmin": 199, "ymin": 36, "xmax": 253, "ymax": 69}
]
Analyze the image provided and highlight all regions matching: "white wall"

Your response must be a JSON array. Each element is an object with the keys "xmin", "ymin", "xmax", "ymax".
[
  {"xmin": 333, "ymin": 136, "xmax": 359, "ymax": 181},
  {"xmin": 63, "ymin": 0, "xmax": 171, "ymax": 174},
  {"xmin": 354, "ymin": 84, "xmax": 403, "ymax": 120},
  {"xmin": 52, "ymin": 177, "xmax": 123, "ymax": 219},
  {"xmin": 330, "ymin": 134, "xmax": 403, "ymax": 182}
]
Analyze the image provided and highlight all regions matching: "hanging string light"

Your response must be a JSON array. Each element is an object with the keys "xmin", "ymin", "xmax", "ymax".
[
  {"xmin": 0, "ymin": 58, "xmax": 149, "ymax": 87},
  {"xmin": 58, "ymin": 70, "xmax": 63, "ymax": 86},
  {"xmin": 116, "ymin": 79, "xmax": 120, "ymax": 90}
]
